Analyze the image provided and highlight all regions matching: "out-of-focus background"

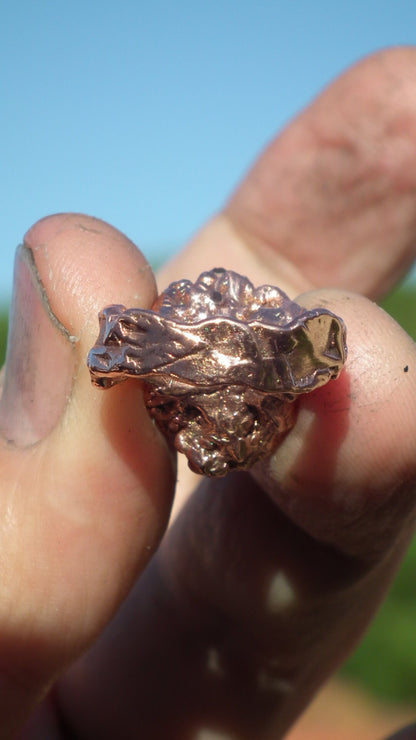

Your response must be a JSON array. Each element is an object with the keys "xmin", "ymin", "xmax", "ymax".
[{"xmin": 2, "ymin": 2, "xmax": 416, "ymax": 737}]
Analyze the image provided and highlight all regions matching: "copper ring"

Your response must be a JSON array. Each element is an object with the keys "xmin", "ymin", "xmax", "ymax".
[{"xmin": 87, "ymin": 268, "xmax": 347, "ymax": 477}]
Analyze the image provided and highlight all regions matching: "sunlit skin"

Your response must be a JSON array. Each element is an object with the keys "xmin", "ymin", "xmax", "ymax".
[{"xmin": 0, "ymin": 47, "xmax": 415, "ymax": 739}]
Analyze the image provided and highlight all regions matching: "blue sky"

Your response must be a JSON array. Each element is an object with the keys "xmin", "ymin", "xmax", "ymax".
[{"xmin": 2, "ymin": 1, "xmax": 416, "ymax": 302}]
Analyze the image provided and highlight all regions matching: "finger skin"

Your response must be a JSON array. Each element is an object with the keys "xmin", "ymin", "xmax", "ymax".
[
  {"xmin": 25, "ymin": 48, "xmax": 416, "ymax": 739},
  {"xmin": 56, "ymin": 292, "xmax": 416, "ymax": 739},
  {"xmin": 0, "ymin": 215, "xmax": 175, "ymax": 735},
  {"xmin": 255, "ymin": 289, "xmax": 416, "ymax": 559},
  {"xmin": 227, "ymin": 46, "xmax": 416, "ymax": 298},
  {"xmin": 160, "ymin": 47, "xmax": 416, "ymax": 300},
  {"xmin": 54, "ymin": 482, "xmax": 413, "ymax": 740}
]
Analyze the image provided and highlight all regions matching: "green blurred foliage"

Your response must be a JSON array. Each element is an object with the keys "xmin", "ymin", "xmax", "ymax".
[
  {"xmin": 382, "ymin": 284, "xmax": 416, "ymax": 341},
  {"xmin": 0, "ymin": 281, "xmax": 414, "ymax": 702}
]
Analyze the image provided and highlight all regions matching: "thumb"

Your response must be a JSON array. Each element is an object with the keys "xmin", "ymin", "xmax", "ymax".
[{"xmin": 0, "ymin": 215, "xmax": 175, "ymax": 732}]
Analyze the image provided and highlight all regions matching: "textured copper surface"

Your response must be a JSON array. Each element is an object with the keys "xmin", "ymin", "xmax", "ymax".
[{"xmin": 88, "ymin": 268, "xmax": 347, "ymax": 476}]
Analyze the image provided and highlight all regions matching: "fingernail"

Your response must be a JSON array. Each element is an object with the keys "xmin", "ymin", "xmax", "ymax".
[{"xmin": 0, "ymin": 243, "xmax": 76, "ymax": 446}]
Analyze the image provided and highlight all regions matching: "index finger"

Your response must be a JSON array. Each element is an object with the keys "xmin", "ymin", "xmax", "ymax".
[{"xmin": 160, "ymin": 47, "xmax": 416, "ymax": 300}]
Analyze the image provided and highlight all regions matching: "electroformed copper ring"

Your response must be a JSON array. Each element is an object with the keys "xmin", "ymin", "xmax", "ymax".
[{"xmin": 87, "ymin": 268, "xmax": 347, "ymax": 477}]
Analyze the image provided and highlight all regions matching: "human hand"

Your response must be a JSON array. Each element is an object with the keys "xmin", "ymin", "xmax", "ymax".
[{"xmin": 6, "ymin": 47, "xmax": 416, "ymax": 739}]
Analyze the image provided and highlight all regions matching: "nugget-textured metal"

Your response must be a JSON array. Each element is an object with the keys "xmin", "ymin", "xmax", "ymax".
[{"xmin": 88, "ymin": 268, "xmax": 347, "ymax": 476}]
